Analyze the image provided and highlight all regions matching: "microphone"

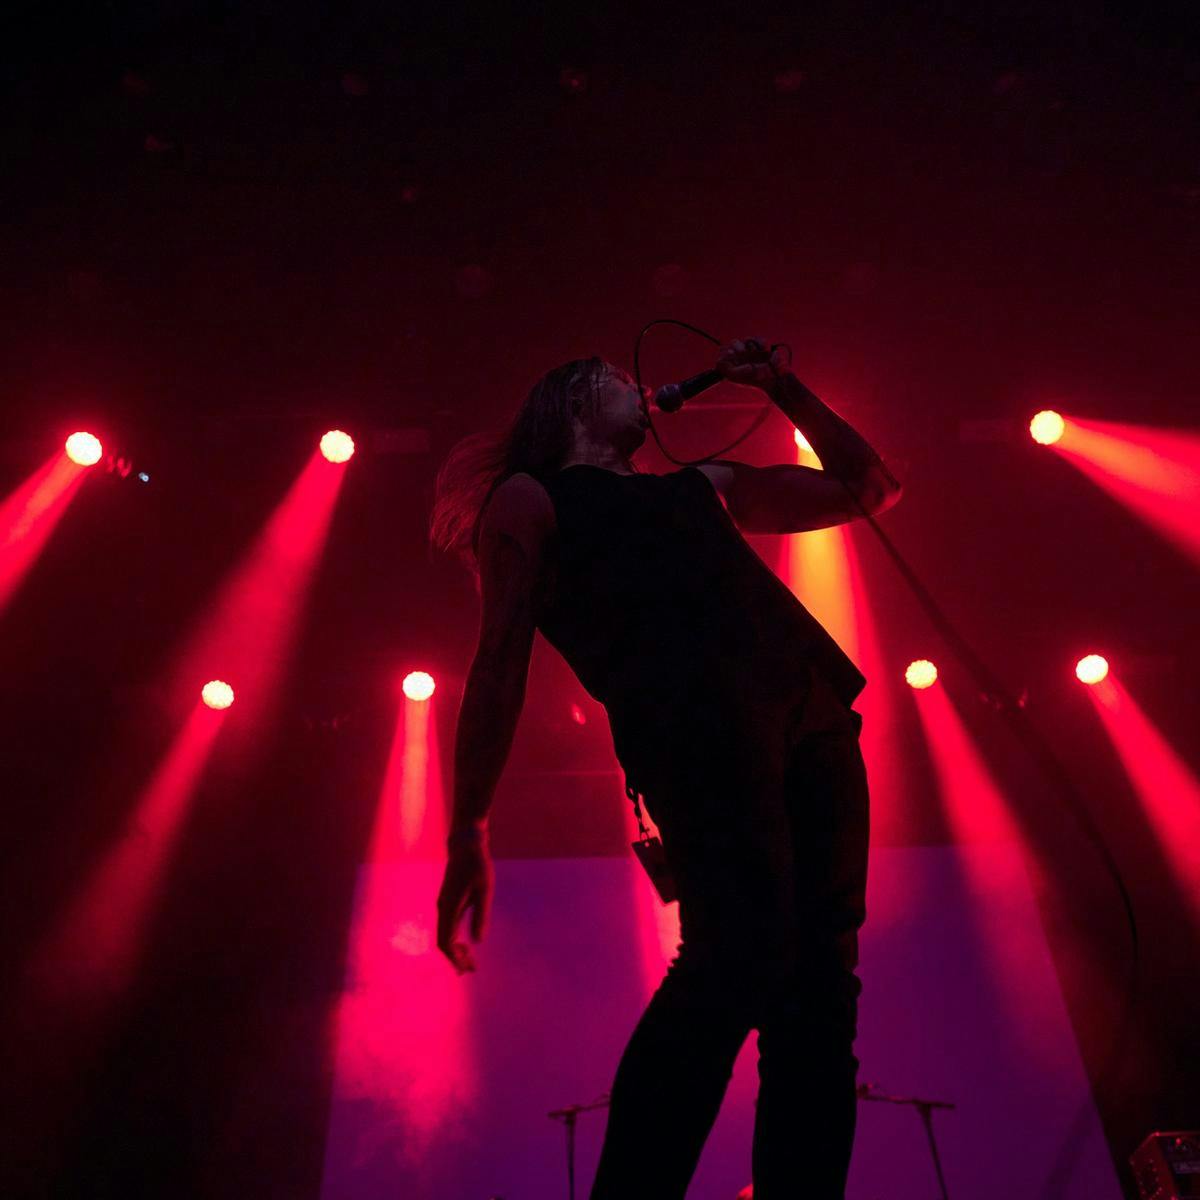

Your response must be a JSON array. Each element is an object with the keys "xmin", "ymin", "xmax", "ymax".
[{"xmin": 651, "ymin": 368, "xmax": 723, "ymax": 414}]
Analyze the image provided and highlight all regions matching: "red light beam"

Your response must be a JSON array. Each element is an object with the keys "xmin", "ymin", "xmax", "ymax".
[
  {"xmin": 324, "ymin": 684, "xmax": 478, "ymax": 1176},
  {"xmin": 907, "ymin": 680, "xmax": 1065, "ymax": 1054},
  {"xmin": 0, "ymin": 452, "xmax": 88, "ymax": 615},
  {"xmin": 173, "ymin": 449, "xmax": 346, "ymax": 717},
  {"xmin": 1087, "ymin": 675, "xmax": 1200, "ymax": 931},
  {"xmin": 30, "ymin": 701, "xmax": 226, "ymax": 1002}
]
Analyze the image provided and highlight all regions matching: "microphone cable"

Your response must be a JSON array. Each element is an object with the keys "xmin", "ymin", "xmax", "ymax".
[{"xmin": 631, "ymin": 317, "xmax": 1141, "ymax": 1191}]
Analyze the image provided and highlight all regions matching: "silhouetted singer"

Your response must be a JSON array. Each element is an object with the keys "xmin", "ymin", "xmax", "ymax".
[{"xmin": 429, "ymin": 337, "xmax": 903, "ymax": 1198}]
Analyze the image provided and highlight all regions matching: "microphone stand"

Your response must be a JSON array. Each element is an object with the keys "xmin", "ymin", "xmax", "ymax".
[
  {"xmin": 857, "ymin": 1082, "xmax": 956, "ymax": 1200},
  {"xmin": 547, "ymin": 1091, "xmax": 611, "ymax": 1200}
]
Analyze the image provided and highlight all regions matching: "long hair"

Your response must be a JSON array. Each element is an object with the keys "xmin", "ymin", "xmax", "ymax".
[{"xmin": 429, "ymin": 356, "xmax": 621, "ymax": 581}]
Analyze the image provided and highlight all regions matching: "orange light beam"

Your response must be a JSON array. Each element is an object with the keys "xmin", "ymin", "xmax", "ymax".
[
  {"xmin": 1086, "ymin": 675, "xmax": 1200, "ymax": 930},
  {"xmin": 777, "ymin": 445, "xmax": 900, "ymax": 836},
  {"xmin": 0, "ymin": 452, "xmax": 88, "ymax": 615},
  {"xmin": 373, "ymin": 692, "xmax": 440, "ymax": 860},
  {"xmin": 1054, "ymin": 418, "xmax": 1200, "ymax": 563}
]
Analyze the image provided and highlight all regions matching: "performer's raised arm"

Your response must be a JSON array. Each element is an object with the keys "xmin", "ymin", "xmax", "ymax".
[{"xmin": 697, "ymin": 337, "xmax": 904, "ymax": 532}]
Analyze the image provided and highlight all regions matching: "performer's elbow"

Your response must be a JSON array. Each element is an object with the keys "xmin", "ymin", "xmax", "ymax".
[{"xmin": 860, "ymin": 475, "xmax": 903, "ymax": 516}]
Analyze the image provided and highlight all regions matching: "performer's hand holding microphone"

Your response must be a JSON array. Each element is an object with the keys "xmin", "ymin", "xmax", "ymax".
[{"xmin": 652, "ymin": 336, "xmax": 789, "ymax": 412}]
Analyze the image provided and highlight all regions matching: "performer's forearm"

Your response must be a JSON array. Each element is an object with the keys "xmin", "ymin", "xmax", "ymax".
[
  {"xmin": 767, "ymin": 368, "xmax": 901, "ymax": 496},
  {"xmin": 449, "ymin": 659, "xmax": 526, "ymax": 836}
]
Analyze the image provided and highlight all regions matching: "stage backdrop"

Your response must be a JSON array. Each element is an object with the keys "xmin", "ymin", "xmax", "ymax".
[{"xmin": 320, "ymin": 843, "xmax": 1122, "ymax": 1200}]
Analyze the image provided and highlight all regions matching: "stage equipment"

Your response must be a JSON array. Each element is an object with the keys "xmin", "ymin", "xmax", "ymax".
[
  {"xmin": 1076, "ymin": 654, "xmax": 1110, "ymax": 684},
  {"xmin": 857, "ymin": 1081, "xmax": 956, "ymax": 1200},
  {"xmin": 1131, "ymin": 1131, "xmax": 1200, "ymax": 1199},
  {"xmin": 548, "ymin": 1090, "xmax": 612, "ymax": 1200}
]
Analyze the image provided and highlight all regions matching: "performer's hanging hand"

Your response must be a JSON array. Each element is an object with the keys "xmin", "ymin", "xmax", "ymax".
[
  {"xmin": 436, "ymin": 838, "xmax": 493, "ymax": 975},
  {"xmin": 715, "ymin": 336, "xmax": 788, "ymax": 389}
]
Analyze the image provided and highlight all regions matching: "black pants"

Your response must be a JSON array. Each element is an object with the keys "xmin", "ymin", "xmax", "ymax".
[{"xmin": 592, "ymin": 706, "xmax": 869, "ymax": 1199}]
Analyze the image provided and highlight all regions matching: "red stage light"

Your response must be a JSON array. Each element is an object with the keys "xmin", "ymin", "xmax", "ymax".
[
  {"xmin": 201, "ymin": 679, "xmax": 235, "ymax": 709},
  {"xmin": 320, "ymin": 430, "xmax": 355, "ymax": 463},
  {"xmin": 906, "ymin": 659, "xmax": 938, "ymax": 689},
  {"xmin": 793, "ymin": 428, "xmax": 813, "ymax": 453},
  {"xmin": 1075, "ymin": 654, "xmax": 1109, "ymax": 685},
  {"xmin": 1, "ymin": 454, "xmax": 88, "ymax": 615},
  {"xmin": 402, "ymin": 671, "xmax": 435, "ymax": 702},
  {"xmin": 1029, "ymin": 411, "xmax": 1065, "ymax": 446},
  {"xmin": 65, "ymin": 432, "xmax": 103, "ymax": 466}
]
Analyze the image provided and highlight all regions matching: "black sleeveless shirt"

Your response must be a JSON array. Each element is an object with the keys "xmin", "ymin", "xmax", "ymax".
[{"xmin": 534, "ymin": 464, "xmax": 866, "ymax": 795}]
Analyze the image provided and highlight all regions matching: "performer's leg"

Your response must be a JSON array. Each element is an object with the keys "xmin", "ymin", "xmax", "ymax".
[
  {"xmin": 750, "ymin": 720, "xmax": 870, "ymax": 1200},
  {"xmin": 589, "ymin": 945, "xmax": 753, "ymax": 1200},
  {"xmin": 750, "ymin": 932, "xmax": 863, "ymax": 1198}
]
